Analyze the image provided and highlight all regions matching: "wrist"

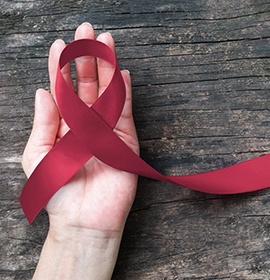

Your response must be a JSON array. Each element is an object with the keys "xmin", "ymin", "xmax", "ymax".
[
  {"xmin": 33, "ymin": 219, "xmax": 123, "ymax": 280},
  {"xmin": 48, "ymin": 216, "xmax": 124, "ymax": 245}
]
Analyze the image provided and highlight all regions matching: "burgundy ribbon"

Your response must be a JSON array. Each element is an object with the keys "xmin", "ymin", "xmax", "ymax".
[{"xmin": 20, "ymin": 39, "xmax": 270, "ymax": 224}]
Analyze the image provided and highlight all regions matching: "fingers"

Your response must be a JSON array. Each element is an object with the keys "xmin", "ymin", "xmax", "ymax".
[
  {"xmin": 49, "ymin": 23, "xmax": 116, "ymax": 105},
  {"xmin": 49, "ymin": 39, "xmax": 73, "ymax": 99},
  {"xmin": 74, "ymin": 23, "xmax": 98, "ymax": 106},
  {"xmin": 115, "ymin": 70, "xmax": 139, "ymax": 155},
  {"xmin": 96, "ymin": 32, "xmax": 116, "ymax": 96},
  {"xmin": 119, "ymin": 70, "xmax": 133, "ymax": 119},
  {"xmin": 22, "ymin": 24, "xmax": 139, "ymax": 178},
  {"xmin": 22, "ymin": 89, "xmax": 60, "ymax": 177}
]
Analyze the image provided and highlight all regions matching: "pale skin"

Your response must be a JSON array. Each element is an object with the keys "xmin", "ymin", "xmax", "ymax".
[{"xmin": 22, "ymin": 22, "xmax": 139, "ymax": 279}]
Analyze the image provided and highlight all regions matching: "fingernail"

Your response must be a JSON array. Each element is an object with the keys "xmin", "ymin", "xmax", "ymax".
[
  {"xmin": 81, "ymin": 22, "xmax": 92, "ymax": 27},
  {"xmin": 35, "ymin": 89, "xmax": 43, "ymax": 101},
  {"xmin": 35, "ymin": 89, "xmax": 44, "ymax": 109}
]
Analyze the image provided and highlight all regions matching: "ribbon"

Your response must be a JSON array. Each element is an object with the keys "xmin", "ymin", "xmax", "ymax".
[{"xmin": 20, "ymin": 39, "xmax": 270, "ymax": 224}]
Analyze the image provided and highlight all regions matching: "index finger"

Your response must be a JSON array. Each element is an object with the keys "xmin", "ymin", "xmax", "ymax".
[{"xmin": 48, "ymin": 39, "xmax": 74, "ymax": 99}]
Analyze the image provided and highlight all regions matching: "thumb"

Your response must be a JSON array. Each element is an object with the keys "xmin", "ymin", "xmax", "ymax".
[{"xmin": 22, "ymin": 89, "xmax": 60, "ymax": 177}]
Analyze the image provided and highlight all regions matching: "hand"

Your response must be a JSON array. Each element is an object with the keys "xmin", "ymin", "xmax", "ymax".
[{"xmin": 22, "ymin": 23, "xmax": 139, "ymax": 279}]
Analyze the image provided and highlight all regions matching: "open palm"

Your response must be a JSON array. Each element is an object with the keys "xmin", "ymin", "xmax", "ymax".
[{"xmin": 22, "ymin": 23, "xmax": 139, "ymax": 234}]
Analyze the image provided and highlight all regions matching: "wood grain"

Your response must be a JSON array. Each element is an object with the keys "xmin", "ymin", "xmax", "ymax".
[{"xmin": 1, "ymin": 0, "xmax": 270, "ymax": 279}]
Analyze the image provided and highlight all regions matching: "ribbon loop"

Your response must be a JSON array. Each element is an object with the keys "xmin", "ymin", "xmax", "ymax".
[{"xmin": 20, "ymin": 39, "xmax": 270, "ymax": 224}]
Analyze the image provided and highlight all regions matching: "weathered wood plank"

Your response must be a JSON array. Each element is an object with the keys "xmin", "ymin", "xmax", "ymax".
[{"xmin": 1, "ymin": 0, "xmax": 270, "ymax": 279}]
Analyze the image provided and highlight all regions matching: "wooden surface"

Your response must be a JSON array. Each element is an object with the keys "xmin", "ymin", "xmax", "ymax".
[{"xmin": 1, "ymin": 0, "xmax": 270, "ymax": 279}]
